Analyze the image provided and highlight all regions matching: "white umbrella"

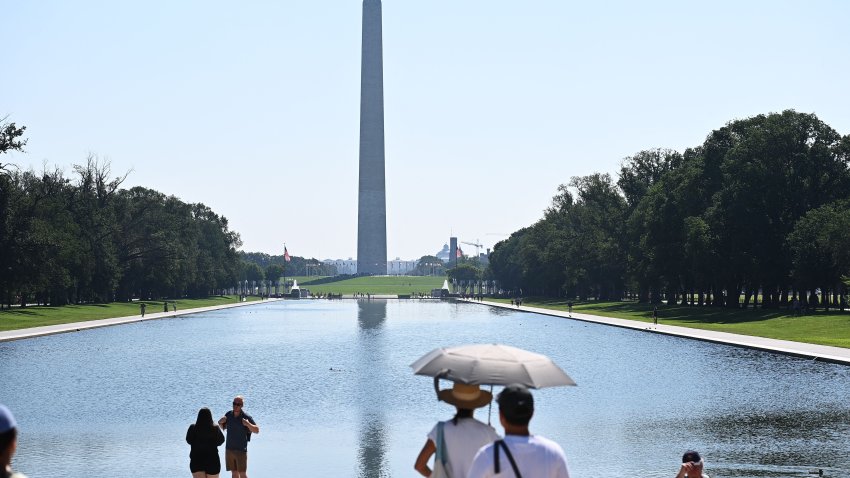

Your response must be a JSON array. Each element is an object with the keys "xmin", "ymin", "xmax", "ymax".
[{"xmin": 410, "ymin": 343, "xmax": 576, "ymax": 389}]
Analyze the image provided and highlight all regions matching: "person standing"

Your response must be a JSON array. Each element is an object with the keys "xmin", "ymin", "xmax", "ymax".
[
  {"xmin": 140, "ymin": 302, "xmax": 146, "ymax": 317},
  {"xmin": 675, "ymin": 450, "xmax": 710, "ymax": 478},
  {"xmin": 652, "ymin": 305, "xmax": 658, "ymax": 327},
  {"xmin": 186, "ymin": 407, "xmax": 225, "ymax": 478},
  {"xmin": 218, "ymin": 396, "xmax": 259, "ymax": 478},
  {"xmin": 0, "ymin": 404, "xmax": 27, "ymax": 478},
  {"xmin": 413, "ymin": 383, "xmax": 499, "ymax": 478},
  {"xmin": 468, "ymin": 384, "xmax": 570, "ymax": 478}
]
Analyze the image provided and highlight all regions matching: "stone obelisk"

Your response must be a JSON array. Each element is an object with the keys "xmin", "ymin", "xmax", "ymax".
[{"xmin": 357, "ymin": 0, "xmax": 387, "ymax": 275}]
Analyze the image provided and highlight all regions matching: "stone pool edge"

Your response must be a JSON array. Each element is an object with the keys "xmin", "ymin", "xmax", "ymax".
[
  {"xmin": 0, "ymin": 298, "xmax": 281, "ymax": 343},
  {"xmin": 467, "ymin": 299, "xmax": 850, "ymax": 366}
]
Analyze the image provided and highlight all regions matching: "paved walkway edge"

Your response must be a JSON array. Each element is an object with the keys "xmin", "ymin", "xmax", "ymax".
[
  {"xmin": 0, "ymin": 299, "xmax": 280, "ymax": 343},
  {"xmin": 466, "ymin": 299, "xmax": 850, "ymax": 366}
]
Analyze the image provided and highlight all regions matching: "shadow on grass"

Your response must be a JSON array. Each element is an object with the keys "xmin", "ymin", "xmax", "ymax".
[
  {"xmin": 0, "ymin": 302, "xmax": 119, "ymax": 316},
  {"xmin": 0, "ymin": 308, "xmax": 52, "ymax": 317}
]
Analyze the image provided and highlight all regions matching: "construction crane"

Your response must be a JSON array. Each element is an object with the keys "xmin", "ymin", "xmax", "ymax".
[{"xmin": 461, "ymin": 239, "xmax": 483, "ymax": 257}]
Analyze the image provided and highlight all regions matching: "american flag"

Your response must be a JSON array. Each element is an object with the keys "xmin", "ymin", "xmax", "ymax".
[
  {"xmin": 456, "ymin": 246, "xmax": 463, "ymax": 258},
  {"xmin": 284, "ymin": 246, "xmax": 291, "ymax": 262}
]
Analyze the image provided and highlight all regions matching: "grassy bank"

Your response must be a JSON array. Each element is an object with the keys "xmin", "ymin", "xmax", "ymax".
[
  {"xmin": 490, "ymin": 297, "xmax": 850, "ymax": 348},
  {"xmin": 0, "ymin": 296, "xmax": 256, "ymax": 332},
  {"xmin": 298, "ymin": 275, "xmax": 444, "ymax": 295}
]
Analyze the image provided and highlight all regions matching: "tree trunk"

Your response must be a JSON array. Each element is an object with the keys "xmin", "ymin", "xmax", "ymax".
[
  {"xmin": 822, "ymin": 287, "xmax": 830, "ymax": 312},
  {"xmin": 726, "ymin": 285, "xmax": 739, "ymax": 308}
]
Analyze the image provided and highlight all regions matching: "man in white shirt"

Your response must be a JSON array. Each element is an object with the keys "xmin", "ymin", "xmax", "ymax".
[{"xmin": 467, "ymin": 384, "xmax": 570, "ymax": 478}]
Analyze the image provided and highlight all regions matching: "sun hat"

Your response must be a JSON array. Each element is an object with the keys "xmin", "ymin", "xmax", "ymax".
[
  {"xmin": 437, "ymin": 383, "xmax": 493, "ymax": 409},
  {"xmin": 0, "ymin": 404, "xmax": 16, "ymax": 434},
  {"xmin": 497, "ymin": 384, "xmax": 534, "ymax": 422}
]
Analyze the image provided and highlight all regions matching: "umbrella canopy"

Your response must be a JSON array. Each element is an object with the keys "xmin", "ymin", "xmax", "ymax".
[{"xmin": 410, "ymin": 343, "xmax": 576, "ymax": 389}]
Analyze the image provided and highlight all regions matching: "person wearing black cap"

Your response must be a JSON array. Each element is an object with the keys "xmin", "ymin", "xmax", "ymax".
[
  {"xmin": 676, "ymin": 450, "xmax": 709, "ymax": 478},
  {"xmin": 468, "ymin": 384, "xmax": 570, "ymax": 478},
  {"xmin": 0, "ymin": 404, "xmax": 27, "ymax": 478}
]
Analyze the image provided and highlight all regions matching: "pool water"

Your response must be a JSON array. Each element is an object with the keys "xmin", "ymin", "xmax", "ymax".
[{"xmin": 2, "ymin": 299, "xmax": 849, "ymax": 477}]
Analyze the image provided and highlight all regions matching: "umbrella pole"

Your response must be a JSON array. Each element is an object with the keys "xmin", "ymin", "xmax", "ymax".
[{"xmin": 487, "ymin": 384, "xmax": 493, "ymax": 425}]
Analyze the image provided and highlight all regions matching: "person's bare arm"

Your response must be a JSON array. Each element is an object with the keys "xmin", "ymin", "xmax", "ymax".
[
  {"xmin": 414, "ymin": 439, "xmax": 436, "ymax": 477},
  {"xmin": 242, "ymin": 417, "xmax": 259, "ymax": 434}
]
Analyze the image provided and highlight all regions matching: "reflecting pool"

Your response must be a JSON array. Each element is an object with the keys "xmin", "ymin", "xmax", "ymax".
[{"xmin": 2, "ymin": 300, "xmax": 850, "ymax": 477}]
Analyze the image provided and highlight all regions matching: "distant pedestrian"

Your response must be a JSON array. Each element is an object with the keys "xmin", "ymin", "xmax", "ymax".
[
  {"xmin": 164, "ymin": 302, "xmax": 169, "ymax": 313},
  {"xmin": 173, "ymin": 302, "xmax": 177, "ymax": 312},
  {"xmin": 140, "ymin": 302, "xmax": 146, "ymax": 317},
  {"xmin": 567, "ymin": 301, "xmax": 573, "ymax": 316},
  {"xmin": 652, "ymin": 305, "xmax": 658, "ymax": 327}
]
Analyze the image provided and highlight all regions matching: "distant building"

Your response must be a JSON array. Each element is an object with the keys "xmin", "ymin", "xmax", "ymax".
[
  {"xmin": 323, "ymin": 258, "xmax": 358, "ymax": 275},
  {"xmin": 388, "ymin": 258, "xmax": 416, "ymax": 275},
  {"xmin": 322, "ymin": 257, "xmax": 415, "ymax": 275},
  {"xmin": 435, "ymin": 243, "xmax": 451, "ymax": 263},
  {"xmin": 478, "ymin": 249, "xmax": 490, "ymax": 266}
]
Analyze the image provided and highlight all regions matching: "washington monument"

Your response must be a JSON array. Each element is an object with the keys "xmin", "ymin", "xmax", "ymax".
[{"xmin": 357, "ymin": 0, "xmax": 388, "ymax": 275}]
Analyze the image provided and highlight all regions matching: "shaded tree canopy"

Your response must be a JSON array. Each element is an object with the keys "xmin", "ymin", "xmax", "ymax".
[
  {"xmin": 488, "ymin": 110, "xmax": 850, "ymax": 309},
  {"xmin": 1, "ymin": 148, "xmax": 242, "ymax": 307}
]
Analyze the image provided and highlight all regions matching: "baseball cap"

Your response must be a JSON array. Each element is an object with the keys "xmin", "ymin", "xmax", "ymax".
[
  {"xmin": 497, "ymin": 384, "xmax": 534, "ymax": 422},
  {"xmin": 0, "ymin": 404, "xmax": 17, "ymax": 434}
]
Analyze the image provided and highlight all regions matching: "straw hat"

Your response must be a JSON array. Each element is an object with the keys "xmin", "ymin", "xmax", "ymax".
[{"xmin": 437, "ymin": 383, "xmax": 493, "ymax": 409}]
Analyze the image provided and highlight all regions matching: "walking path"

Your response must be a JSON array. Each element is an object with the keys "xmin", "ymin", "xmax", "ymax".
[
  {"xmin": 470, "ymin": 299, "xmax": 850, "ymax": 365},
  {"xmin": 0, "ymin": 298, "xmax": 281, "ymax": 343}
]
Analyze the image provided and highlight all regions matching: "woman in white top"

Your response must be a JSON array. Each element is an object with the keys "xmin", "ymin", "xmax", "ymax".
[{"xmin": 414, "ymin": 383, "xmax": 500, "ymax": 478}]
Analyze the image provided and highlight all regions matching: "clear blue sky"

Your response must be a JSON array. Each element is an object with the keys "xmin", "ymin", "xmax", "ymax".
[{"xmin": 4, "ymin": 1, "xmax": 848, "ymax": 261}]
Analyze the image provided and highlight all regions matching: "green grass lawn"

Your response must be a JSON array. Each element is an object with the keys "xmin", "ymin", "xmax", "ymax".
[
  {"xmin": 0, "ymin": 277, "xmax": 445, "ymax": 333},
  {"xmin": 490, "ymin": 297, "xmax": 850, "ymax": 348},
  {"xmin": 0, "ymin": 295, "xmax": 257, "ymax": 332},
  {"xmin": 298, "ymin": 275, "xmax": 444, "ymax": 295}
]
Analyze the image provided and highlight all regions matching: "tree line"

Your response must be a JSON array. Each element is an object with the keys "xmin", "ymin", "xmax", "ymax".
[
  {"xmin": 238, "ymin": 251, "xmax": 337, "ymax": 284},
  {"xmin": 488, "ymin": 110, "xmax": 850, "ymax": 310},
  {"xmin": 1, "ymin": 120, "xmax": 242, "ymax": 307}
]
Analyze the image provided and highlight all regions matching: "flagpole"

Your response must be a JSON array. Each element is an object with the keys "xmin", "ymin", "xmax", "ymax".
[{"xmin": 283, "ymin": 243, "xmax": 287, "ymax": 297}]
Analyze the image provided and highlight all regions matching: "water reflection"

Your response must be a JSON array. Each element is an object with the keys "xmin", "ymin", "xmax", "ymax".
[
  {"xmin": 358, "ymin": 299, "xmax": 387, "ymax": 331},
  {"xmin": 357, "ymin": 414, "xmax": 390, "ymax": 478},
  {"xmin": 356, "ymin": 300, "xmax": 390, "ymax": 477}
]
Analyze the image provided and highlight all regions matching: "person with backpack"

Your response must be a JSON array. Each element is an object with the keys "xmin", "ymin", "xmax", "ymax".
[
  {"xmin": 468, "ymin": 384, "xmax": 570, "ymax": 478},
  {"xmin": 218, "ymin": 396, "xmax": 259, "ymax": 478}
]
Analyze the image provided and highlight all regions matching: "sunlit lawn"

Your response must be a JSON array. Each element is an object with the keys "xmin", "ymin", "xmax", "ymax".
[
  {"xmin": 490, "ymin": 297, "xmax": 850, "ymax": 348},
  {"xmin": 298, "ymin": 275, "xmax": 444, "ymax": 295},
  {"xmin": 0, "ymin": 296, "xmax": 256, "ymax": 332}
]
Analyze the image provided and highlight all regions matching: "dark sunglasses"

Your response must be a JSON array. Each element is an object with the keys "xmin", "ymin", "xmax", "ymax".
[{"xmin": 233, "ymin": 402, "xmax": 243, "ymax": 406}]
